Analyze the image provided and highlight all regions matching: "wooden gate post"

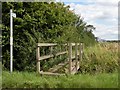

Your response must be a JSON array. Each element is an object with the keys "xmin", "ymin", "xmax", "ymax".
[
  {"xmin": 79, "ymin": 43, "xmax": 83, "ymax": 61},
  {"xmin": 75, "ymin": 43, "xmax": 78, "ymax": 71},
  {"xmin": 50, "ymin": 46, "xmax": 53, "ymax": 61},
  {"xmin": 36, "ymin": 44, "xmax": 40, "ymax": 73},
  {"xmin": 60, "ymin": 45, "xmax": 62, "ymax": 59},
  {"xmin": 68, "ymin": 43, "xmax": 72, "ymax": 74},
  {"xmin": 81, "ymin": 43, "xmax": 83, "ymax": 61},
  {"xmin": 50, "ymin": 46, "xmax": 53, "ymax": 55}
]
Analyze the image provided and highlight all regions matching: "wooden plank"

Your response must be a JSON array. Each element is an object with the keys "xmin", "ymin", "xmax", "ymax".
[
  {"xmin": 72, "ymin": 60, "xmax": 76, "ymax": 66},
  {"xmin": 59, "ymin": 43, "xmax": 68, "ymax": 46},
  {"xmin": 71, "ymin": 43, "xmax": 79, "ymax": 46},
  {"xmin": 36, "ymin": 46, "xmax": 40, "ymax": 73},
  {"xmin": 75, "ymin": 43, "xmax": 78, "ymax": 71},
  {"xmin": 38, "ymin": 43, "xmax": 68, "ymax": 47},
  {"xmin": 71, "ymin": 66, "xmax": 77, "ymax": 74},
  {"xmin": 70, "ymin": 60, "xmax": 80, "ymax": 74},
  {"xmin": 71, "ymin": 43, "xmax": 75, "ymax": 46},
  {"xmin": 56, "ymin": 51, "xmax": 67, "ymax": 56},
  {"xmin": 71, "ymin": 54, "xmax": 79, "ymax": 60},
  {"xmin": 58, "ymin": 61, "xmax": 69, "ymax": 66},
  {"xmin": 71, "ymin": 56, "xmax": 75, "ymax": 59},
  {"xmin": 79, "ymin": 43, "xmax": 83, "ymax": 61},
  {"xmin": 68, "ymin": 43, "xmax": 72, "ymax": 74},
  {"xmin": 81, "ymin": 43, "xmax": 83, "ymax": 54},
  {"xmin": 39, "ymin": 71, "xmax": 65, "ymax": 76},
  {"xmin": 62, "ymin": 60, "xmax": 79, "ymax": 75},
  {"xmin": 50, "ymin": 46, "xmax": 53, "ymax": 55},
  {"xmin": 79, "ymin": 43, "xmax": 81, "ymax": 61},
  {"xmin": 39, "ymin": 54, "xmax": 53, "ymax": 60},
  {"xmin": 71, "ymin": 61, "xmax": 79, "ymax": 74},
  {"xmin": 77, "ymin": 62, "xmax": 80, "ymax": 70},
  {"xmin": 72, "ymin": 60, "xmax": 79, "ymax": 70},
  {"xmin": 48, "ymin": 61, "xmax": 69, "ymax": 73},
  {"xmin": 39, "ymin": 51, "xmax": 67, "ymax": 61},
  {"xmin": 59, "ymin": 46, "xmax": 62, "ymax": 59},
  {"xmin": 37, "ymin": 43, "xmax": 57, "ymax": 47}
]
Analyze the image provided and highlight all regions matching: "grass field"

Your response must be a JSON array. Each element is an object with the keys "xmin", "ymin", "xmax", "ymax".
[
  {"xmin": 2, "ymin": 42, "xmax": 119, "ymax": 88},
  {"xmin": 80, "ymin": 42, "xmax": 118, "ymax": 74},
  {"xmin": 2, "ymin": 71, "xmax": 118, "ymax": 88}
]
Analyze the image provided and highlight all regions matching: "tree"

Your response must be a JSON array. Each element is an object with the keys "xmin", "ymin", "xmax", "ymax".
[{"xmin": 2, "ymin": 2, "xmax": 97, "ymax": 71}]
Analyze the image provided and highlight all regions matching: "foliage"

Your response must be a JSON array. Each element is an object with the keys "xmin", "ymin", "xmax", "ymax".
[
  {"xmin": 2, "ymin": 2, "xmax": 96, "ymax": 71},
  {"xmin": 79, "ymin": 42, "xmax": 118, "ymax": 74}
]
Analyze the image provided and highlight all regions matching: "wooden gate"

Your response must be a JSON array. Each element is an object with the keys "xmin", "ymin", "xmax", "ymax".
[{"xmin": 36, "ymin": 43, "xmax": 83, "ymax": 76}]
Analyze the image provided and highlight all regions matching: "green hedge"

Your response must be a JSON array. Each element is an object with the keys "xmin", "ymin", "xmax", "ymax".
[{"xmin": 2, "ymin": 2, "xmax": 96, "ymax": 71}]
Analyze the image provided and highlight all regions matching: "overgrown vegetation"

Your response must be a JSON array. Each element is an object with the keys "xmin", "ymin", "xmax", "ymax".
[
  {"xmin": 55, "ymin": 42, "xmax": 118, "ymax": 74},
  {"xmin": 2, "ymin": 42, "xmax": 118, "ymax": 88},
  {"xmin": 2, "ymin": 2, "xmax": 96, "ymax": 71},
  {"xmin": 79, "ymin": 42, "xmax": 118, "ymax": 74},
  {"xmin": 2, "ymin": 1, "xmax": 118, "ymax": 89},
  {"xmin": 2, "ymin": 71, "xmax": 118, "ymax": 88}
]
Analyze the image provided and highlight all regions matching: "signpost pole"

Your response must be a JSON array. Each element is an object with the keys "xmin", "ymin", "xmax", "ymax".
[
  {"xmin": 10, "ymin": 9, "xmax": 13, "ymax": 73},
  {"xmin": 10, "ymin": 9, "xmax": 16, "ymax": 73}
]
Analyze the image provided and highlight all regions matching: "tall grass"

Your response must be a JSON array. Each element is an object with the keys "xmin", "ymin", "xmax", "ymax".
[
  {"xmin": 79, "ymin": 42, "xmax": 118, "ymax": 74},
  {"xmin": 2, "ymin": 71, "xmax": 118, "ymax": 88}
]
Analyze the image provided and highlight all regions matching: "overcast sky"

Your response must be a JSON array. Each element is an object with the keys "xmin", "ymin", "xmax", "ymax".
[{"xmin": 56, "ymin": 0, "xmax": 119, "ymax": 40}]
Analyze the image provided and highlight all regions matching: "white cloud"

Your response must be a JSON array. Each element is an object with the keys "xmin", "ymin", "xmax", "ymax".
[{"xmin": 65, "ymin": 0, "xmax": 119, "ymax": 40}]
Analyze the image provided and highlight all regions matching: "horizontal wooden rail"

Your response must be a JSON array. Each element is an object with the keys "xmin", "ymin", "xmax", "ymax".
[
  {"xmin": 39, "ymin": 55, "xmax": 53, "ymax": 61},
  {"xmin": 37, "ymin": 43, "xmax": 68, "ymax": 47},
  {"xmin": 37, "ymin": 43, "xmax": 57, "ymax": 47},
  {"xmin": 39, "ymin": 51, "xmax": 67, "ymax": 61},
  {"xmin": 56, "ymin": 51, "xmax": 68, "ymax": 56},
  {"xmin": 40, "ymin": 71, "xmax": 65, "ymax": 76},
  {"xmin": 71, "ymin": 43, "xmax": 80, "ymax": 46},
  {"xmin": 48, "ymin": 61, "xmax": 69, "ymax": 73}
]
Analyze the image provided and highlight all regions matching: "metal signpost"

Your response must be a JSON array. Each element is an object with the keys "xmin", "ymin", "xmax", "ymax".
[{"xmin": 10, "ymin": 9, "xmax": 16, "ymax": 73}]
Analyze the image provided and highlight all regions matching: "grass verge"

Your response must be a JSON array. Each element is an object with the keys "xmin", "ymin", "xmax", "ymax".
[{"xmin": 2, "ymin": 71, "xmax": 118, "ymax": 88}]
